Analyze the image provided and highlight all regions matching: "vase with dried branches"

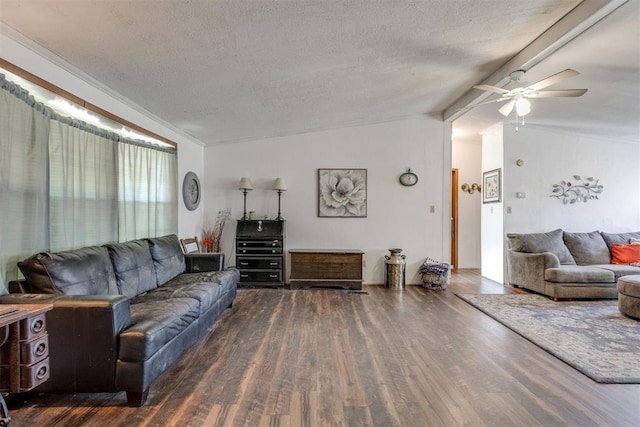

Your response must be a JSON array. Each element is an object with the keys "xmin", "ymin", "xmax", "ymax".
[{"xmin": 201, "ymin": 208, "xmax": 231, "ymax": 253}]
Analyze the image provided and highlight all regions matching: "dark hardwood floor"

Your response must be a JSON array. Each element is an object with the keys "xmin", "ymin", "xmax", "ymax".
[{"xmin": 6, "ymin": 270, "xmax": 640, "ymax": 426}]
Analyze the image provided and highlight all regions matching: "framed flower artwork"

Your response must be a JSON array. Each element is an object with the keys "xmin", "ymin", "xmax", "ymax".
[
  {"xmin": 482, "ymin": 168, "xmax": 502, "ymax": 204},
  {"xmin": 318, "ymin": 169, "xmax": 367, "ymax": 217}
]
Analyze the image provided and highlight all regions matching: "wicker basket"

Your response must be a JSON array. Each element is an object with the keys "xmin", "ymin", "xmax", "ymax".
[{"xmin": 419, "ymin": 258, "xmax": 451, "ymax": 290}]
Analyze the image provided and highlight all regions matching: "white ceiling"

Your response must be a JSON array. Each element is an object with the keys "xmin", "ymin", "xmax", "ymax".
[{"xmin": 0, "ymin": 0, "xmax": 638, "ymax": 145}]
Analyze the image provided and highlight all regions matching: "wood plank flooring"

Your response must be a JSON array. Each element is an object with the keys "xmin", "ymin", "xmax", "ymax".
[{"xmin": 6, "ymin": 270, "xmax": 640, "ymax": 426}]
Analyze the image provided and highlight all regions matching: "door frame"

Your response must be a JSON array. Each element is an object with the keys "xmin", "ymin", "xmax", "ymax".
[{"xmin": 451, "ymin": 169, "xmax": 458, "ymax": 269}]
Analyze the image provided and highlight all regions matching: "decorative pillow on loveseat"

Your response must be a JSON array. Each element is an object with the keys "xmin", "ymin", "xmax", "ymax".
[
  {"xmin": 611, "ymin": 243, "xmax": 640, "ymax": 266},
  {"xmin": 506, "ymin": 229, "xmax": 576, "ymax": 265}
]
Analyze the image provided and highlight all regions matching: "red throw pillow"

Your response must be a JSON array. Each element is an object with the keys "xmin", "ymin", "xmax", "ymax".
[{"xmin": 610, "ymin": 243, "xmax": 640, "ymax": 265}]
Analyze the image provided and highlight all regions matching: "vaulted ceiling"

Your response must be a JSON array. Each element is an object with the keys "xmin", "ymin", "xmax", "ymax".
[{"xmin": 0, "ymin": 1, "xmax": 638, "ymax": 145}]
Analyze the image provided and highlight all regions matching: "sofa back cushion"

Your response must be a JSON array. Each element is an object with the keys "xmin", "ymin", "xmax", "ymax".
[
  {"xmin": 105, "ymin": 240, "xmax": 158, "ymax": 298},
  {"xmin": 17, "ymin": 246, "xmax": 119, "ymax": 295},
  {"xmin": 506, "ymin": 229, "xmax": 576, "ymax": 265},
  {"xmin": 601, "ymin": 231, "xmax": 640, "ymax": 249},
  {"xmin": 562, "ymin": 231, "xmax": 611, "ymax": 265},
  {"xmin": 146, "ymin": 234, "xmax": 186, "ymax": 285}
]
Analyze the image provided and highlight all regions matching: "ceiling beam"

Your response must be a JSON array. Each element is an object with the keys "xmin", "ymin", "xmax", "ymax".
[{"xmin": 443, "ymin": 0, "xmax": 629, "ymax": 122}]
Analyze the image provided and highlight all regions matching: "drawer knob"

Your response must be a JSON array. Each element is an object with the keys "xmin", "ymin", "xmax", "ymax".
[
  {"xmin": 35, "ymin": 342, "xmax": 47, "ymax": 357},
  {"xmin": 36, "ymin": 365, "xmax": 48, "ymax": 380},
  {"xmin": 269, "ymin": 262, "xmax": 278, "ymax": 266},
  {"xmin": 31, "ymin": 318, "xmax": 44, "ymax": 334},
  {"xmin": 240, "ymin": 274, "xmax": 249, "ymax": 278},
  {"xmin": 240, "ymin": 262, "xmax": 249, "ymax": 266},
  {"xmin": 269, "ymin": 274, "xmax": 279, "ymax": 278}
]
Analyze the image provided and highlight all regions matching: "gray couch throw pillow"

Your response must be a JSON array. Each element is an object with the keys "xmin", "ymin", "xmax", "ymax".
[
  {"xmin": 562, "ymin": 231, "xmax": 611, "ymax": 265},
  {"xmin": 507, "ymin": 229, "xmax": 576, "ymax": 265}
]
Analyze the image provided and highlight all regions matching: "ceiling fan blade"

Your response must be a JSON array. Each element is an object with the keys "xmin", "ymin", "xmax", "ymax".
[
  {"xmin": 527, "ymin": 69, "xmax": 580, "ymax": 91},
  {"xmin": 530, "ymin": 89, "xmax": 588, "ymax": 98},
  {"xmin": 498, "ymin": 100, "xmax": 515, "ymax": 117},
  {"xmin": 474, "ymin": 84, "xmax": 510, "ymax": 95}
]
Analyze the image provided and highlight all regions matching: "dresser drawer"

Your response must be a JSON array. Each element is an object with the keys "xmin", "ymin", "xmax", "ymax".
[
  {"xmin": 239, "ymin": 270, "xmax": 283, "ymax": 282},
  {"xmin": 21, "ymin": 334, "xmax": 49, "ymax": 365},
  {"xmin": 21, "ymin": 313, "xmax": 47, "ymax": 340},
  {"xmin": 237, "ymin": 247, "xmax": 283, "ymax": 255},
  {"xmin": 0, "ymin": 357, "xmax": 49, "ymax": 392},
  {"xmin": 237, "ymin": 240, "xmax": 282, "ymax": 249},
  {"xmin": 237, "ymin": 257, "xmax": 282, "ymax": 269}
]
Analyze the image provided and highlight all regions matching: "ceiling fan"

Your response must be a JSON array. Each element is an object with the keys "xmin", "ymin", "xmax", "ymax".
[{"xmin": 471, "ymin": 69, "xmax": 588, "ymax": 128}]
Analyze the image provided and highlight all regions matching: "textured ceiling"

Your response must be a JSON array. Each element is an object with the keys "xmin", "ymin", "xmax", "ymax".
[{"xmin": 0, "ymin": 1, "xmax": 638, "ymax": 145}]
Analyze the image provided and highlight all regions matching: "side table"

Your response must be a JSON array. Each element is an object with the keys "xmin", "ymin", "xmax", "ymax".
[{"xmin": 0, "ymin": 304, "xmax": 53, "ymax": 426}]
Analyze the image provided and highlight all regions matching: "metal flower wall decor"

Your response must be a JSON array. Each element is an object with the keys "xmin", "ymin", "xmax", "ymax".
[{"xmin": 551, "ymin": 175, "xmax": 603, "ymax": 204}]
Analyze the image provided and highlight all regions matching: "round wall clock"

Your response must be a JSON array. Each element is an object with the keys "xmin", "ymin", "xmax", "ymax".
[
  {"xmin": 182, "ymin": 171, "xmax": 201, "ymax": 211},
  {"xmin": 399, "ymin": 169, "xmax": 418, "ymax": 187}
]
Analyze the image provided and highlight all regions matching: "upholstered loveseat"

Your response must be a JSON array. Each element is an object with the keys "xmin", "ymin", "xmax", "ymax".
[
  {"xmin": 506, "ymin": 229, "xmax": 640, "ymax": 299},
  {"xmin": 0, "ymin": 234, "xmax": 239, "ymax": 406}
]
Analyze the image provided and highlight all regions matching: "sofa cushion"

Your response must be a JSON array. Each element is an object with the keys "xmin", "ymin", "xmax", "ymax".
[
  {"xmin": 119, "ymin": 297, "xmax": 199, "ymax": 361},
  {"xmin": 105, "ymin": 240, "xmax": 158, "ymax": 298},
  {"xmin": 563, "ymin": 231, "xmax": 611, "ymax": 265},
  {"xmin": 590, "ymin": 264, "xmax": 640, "ymax": 279},
  {"xmin": 507, "ymin": 229, "xmax": 576, "ymax": 265},
  {"xmin": 601, "ymin": 231, "xmax": 640, "ymax": 249},
  {"xmin": 146, "ymin": 234, "xmax": 186, "ymax": 286},
  {"xmin": 131, "ymin": 270, "xmax": 238, "ymax": 315},
  {"xmin": 544, "ymin": 266, "xmax": 615, "ymax": 283},
  {"xmin": 17, "ymin": 246, "xmax": 118, "ymax": 295}
]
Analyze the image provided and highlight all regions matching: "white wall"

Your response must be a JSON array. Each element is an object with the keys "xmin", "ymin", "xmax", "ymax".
[
  {"xmin": 503, "ymin": 125, "xmax": 640, "ymax": 233},
  {"xmin": 204, "ymin": 117, "xmax": 449, "ymax": 284},
  {"xmin": 1, "ymin": 30, "xmax": 207, "ymax": 240},
  {"xmin": 480, "ymin": 123, "xmax": 505, "ymax": 283},
  {"xmin": 452, "ymin": 134, "xmax": 482, "ymax": 268}
]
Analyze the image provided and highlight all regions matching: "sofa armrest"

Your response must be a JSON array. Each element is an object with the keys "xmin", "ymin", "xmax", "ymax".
[
  {"xmin": 0, "ymin": 293, "xmax": 131, "ymax": 393},
  {"xmin": 184, "ymin": 253, "xmax": 224, "ymax": 272},
  {"xmin": 507, "ymin": 250, "xmax": 560, "ymax": 293}
]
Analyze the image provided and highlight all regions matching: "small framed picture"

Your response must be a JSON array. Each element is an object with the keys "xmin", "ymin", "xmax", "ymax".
[
  {"xmin": 482, "ymin": 168, "xmax": 502, "ymax": 204},
  {"xmin": 318, "ymin": 169, "xmax": 367, "ymax": 217}
]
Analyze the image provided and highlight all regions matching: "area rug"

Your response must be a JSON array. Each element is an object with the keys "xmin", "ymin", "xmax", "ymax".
[{"xmin": 456, "ymin": 293, "xmax": 640, "ymax": 384}]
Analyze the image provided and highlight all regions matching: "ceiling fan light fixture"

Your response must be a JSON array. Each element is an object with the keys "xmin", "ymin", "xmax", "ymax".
[
  {"xmin": 499, "ymin": 100, "xmax": 515, "ymax": 117},
  {"xmin": 515, "ymin": 98, "xmax": 531, "ymax": 116}
]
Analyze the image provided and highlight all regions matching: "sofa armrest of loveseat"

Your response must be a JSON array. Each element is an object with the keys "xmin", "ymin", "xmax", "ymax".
[
  {"xmin": 0, "ymin": 293, "xmax": 131, "ymax": 393},
  {"xmin": 184, "ymin": 252, "xmax": 225, "ymax": 273},
  {"xmin": 507, "ymin": 250, "xmax": 560, "ymax": 293}
]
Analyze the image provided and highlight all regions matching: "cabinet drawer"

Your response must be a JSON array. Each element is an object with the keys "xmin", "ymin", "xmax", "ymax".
[
  {"xmin": 237, "ymin": 247, "xmax": 283, "ymax": 255},
  {"xmin": 239, "ymin": 270, "xmax": 283, "ymax": 282},
  {"xmin": 20, "ymin": 313, "xmax": 47, "ymax": 341},
  {"xmin": 237, "ymin": 257, "xmax": 282, "ymax": 269},
  {"xmin": 237, "ymin": 240, "xmax": 282, "ymax": 248},
  {"xmin": 21, "ymin": 334, "xmax": 49, "ymax": 365},
  {"xmin": 0, "ymin": 358, "xmax": 49, "ymax": 392}
]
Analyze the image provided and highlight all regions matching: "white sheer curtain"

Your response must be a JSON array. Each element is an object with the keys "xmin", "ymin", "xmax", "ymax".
[
  {"xmin": 49, "ymin": 121, "xmax": 118, "ymax": 251},
  {"xmin": 0, "ymin": 86, "xmax": 49, "ymax": 294},
  {"xmin": 118, "ymin": 142, "xmax": 178, "ymax": 241}
]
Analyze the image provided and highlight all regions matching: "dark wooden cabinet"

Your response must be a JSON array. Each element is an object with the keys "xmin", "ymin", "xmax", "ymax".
[
  {"xmin": 236, "ymin": 220, "xmax": 285, "ymax": 287},
  {"xmin": 0, "ymin": 304, "xmax": 53, "ymax": 424},
  {"xmin": 289, "ymin": 250, "xmax": 364, "ymax": 290}
]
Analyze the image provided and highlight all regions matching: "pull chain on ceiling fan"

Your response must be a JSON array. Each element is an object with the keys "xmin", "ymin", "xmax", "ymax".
[{"xmin": 470, "ymin": 69, "xmax": 588, "ymax": 130}]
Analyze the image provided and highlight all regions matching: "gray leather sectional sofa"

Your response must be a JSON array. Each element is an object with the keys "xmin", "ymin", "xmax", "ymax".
[
  {"xmin": 506, "ymin": 229, "xmax": 640, "ymax": 299},
  {"xmin": 0, "ymin": 234, "xmax": 239, "ymax": 406}
]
